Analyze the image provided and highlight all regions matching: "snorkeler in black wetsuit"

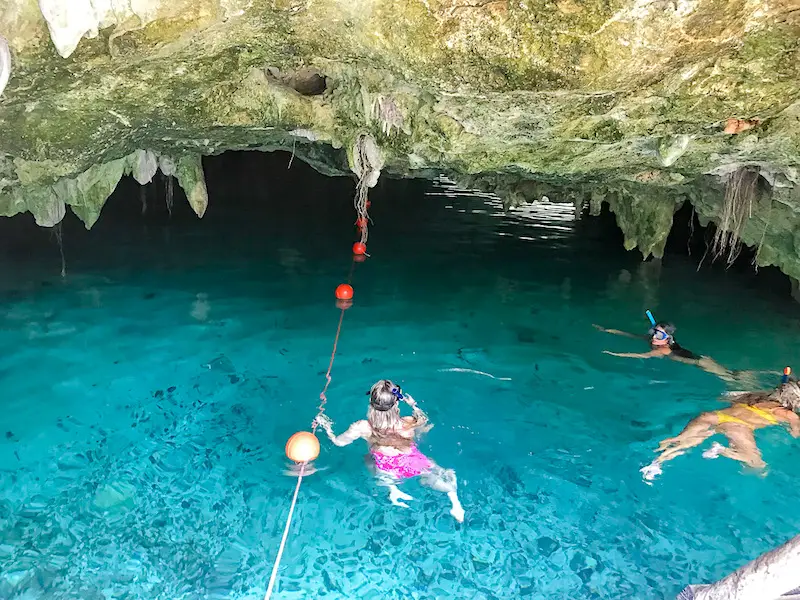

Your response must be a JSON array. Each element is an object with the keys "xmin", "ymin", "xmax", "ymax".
[{"xmin": 593, "ymin": 319, "xmax": 743, "ymax": 383}]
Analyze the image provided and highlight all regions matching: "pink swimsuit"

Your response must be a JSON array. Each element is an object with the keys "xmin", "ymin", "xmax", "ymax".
[{"xmin": 371, "ymin": 444, "xmax": 432, "ymax": 479}]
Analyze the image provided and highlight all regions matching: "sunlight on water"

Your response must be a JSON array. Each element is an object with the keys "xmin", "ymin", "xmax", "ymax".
[{"xmin": 1, "ymin": 155, "xmax": 799, "ymax": 600}]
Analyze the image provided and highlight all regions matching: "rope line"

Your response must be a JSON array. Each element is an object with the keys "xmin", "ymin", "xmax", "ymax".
[
  {"xmin": 263, "ymin": 462, "xmax": 306, "ymax": 600},
  {"xmin": 313, "ymin": 307, "xmax": 346, "ymax": 432},
  {"xmin": 263, "ymin": 196, "xmax": 369, "ymax": 599},
  {"xmin": 313, "ymin": 258, "xmax": 356, "ymax": 432}
]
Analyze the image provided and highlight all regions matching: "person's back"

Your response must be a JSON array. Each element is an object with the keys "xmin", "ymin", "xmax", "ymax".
[
  {"xmin": 717, "ymin": 400, "xmax": 784, "ymax": 428},
  {"xmin": 641, "ymin": 380, "xmax": 800, "ymax": 481},
  {"xmin": 315, "ymin": 379, "xmax": 465, "ymax": 522}
]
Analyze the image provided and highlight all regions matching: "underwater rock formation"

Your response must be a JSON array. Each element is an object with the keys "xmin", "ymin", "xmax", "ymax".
[{"xmin": 0, "ymin": 0, "xmax": 798, "ymax": 275}]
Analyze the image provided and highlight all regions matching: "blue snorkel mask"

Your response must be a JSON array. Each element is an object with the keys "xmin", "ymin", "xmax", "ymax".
[
  {"xmin": 646, "ymin": 310, "xmax": 675, "ymax": 342},
  {"xmin": 367, "ymin": 382, "xmax": 404, "ymax": 411}
]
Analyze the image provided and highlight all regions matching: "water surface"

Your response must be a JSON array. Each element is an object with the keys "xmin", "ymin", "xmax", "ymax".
[{"xmin": 1, "ymin": 153, "xmax": 799, "ymax": 600}]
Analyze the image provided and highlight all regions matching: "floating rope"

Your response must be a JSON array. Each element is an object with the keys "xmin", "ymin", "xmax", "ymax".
[
  {"xmin": 263, "ymin": 462, "xmax": 306, "ymax": 600},
  {"xmin": 313, "ymin": 300, "xmax": 347, "ymax": 434},
  {"xmin": 262, "ymin": 194, "xmax": 370, "ymax": 600}
]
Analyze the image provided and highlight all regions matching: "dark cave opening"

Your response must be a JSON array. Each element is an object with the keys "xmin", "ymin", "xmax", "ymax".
[{"xmin": 0, "ymin": 150, "xmax": 793, "ymax": 301}]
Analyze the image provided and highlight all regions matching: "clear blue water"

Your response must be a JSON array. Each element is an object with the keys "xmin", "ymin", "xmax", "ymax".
[{"xmin": 2, "ymin": 153, "xmax": 800, "ymax": 600}]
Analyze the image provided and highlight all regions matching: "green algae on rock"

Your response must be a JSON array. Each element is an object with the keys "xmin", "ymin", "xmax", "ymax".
[{"xmin": 0, "ymin": 0, "xmax": 798, "ymax": 277}]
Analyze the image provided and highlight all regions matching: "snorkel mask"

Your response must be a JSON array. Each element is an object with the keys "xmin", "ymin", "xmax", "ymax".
[
  {"xmin": 367, "ymin": 382, "xmax": 404, "ymax": 411},
  {"xmin": 646, "ymin": 310, "xmax": 675, "ymax": 345}
]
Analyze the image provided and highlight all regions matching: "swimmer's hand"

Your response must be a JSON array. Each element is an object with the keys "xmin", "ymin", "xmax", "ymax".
[
  {"xmin": 313, "ymin": 414, "xmax": 334, "ymax": 437},
  {"xmin": 604, "ymin": 350, "xmax": 659, "ymax": 359},
  {"xmin": 593, "ymin": 324, "xmax": 608, "ymax": 332},
  {"xmin": 403, "ymin": 393, "xmax": 417, "ymax": 408},
  {"xmin": 602, "ymin": 350, "xmax": 628, "ymax": 357}
]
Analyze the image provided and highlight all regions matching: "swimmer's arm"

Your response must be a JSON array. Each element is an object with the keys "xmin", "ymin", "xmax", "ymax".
[
  {"xmin": 593, "ymin": 325, "xmax": 643, "ymax": 339},
  {"xmin": 402, "ymin": 395, "xmax": 431, "ymax": 432},
  {"xmin": 602, "ymin": 350, "xmax": 663, "ymax": 359},
  {"xmin": 774, "ymin": 408, "xmax": 800, "ymax": 438},
  {"xmin": 319, "ymin": 419, "xmax": 370, "ymax": 447}
]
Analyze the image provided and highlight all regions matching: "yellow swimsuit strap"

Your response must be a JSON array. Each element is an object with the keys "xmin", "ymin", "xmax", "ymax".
[
  {"xmin": 740, "ymin": 404, "xmax": 779, "ymax": 424},
  {"xmin": 716, "ymin": 412, "xmax": 751, "ymax": 427}
]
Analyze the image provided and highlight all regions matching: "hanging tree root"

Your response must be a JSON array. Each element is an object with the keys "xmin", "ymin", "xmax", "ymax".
[
  {"xmin": 352, "ymin": 134, "xmax": 383, "ymax": 245},
  {"xmin": 710, "ymin": 167, "xmax": 761, "ymax": 267},
  {"xmin": 54, "ymin": 222, "xmax": 66, "ymax": 278}
]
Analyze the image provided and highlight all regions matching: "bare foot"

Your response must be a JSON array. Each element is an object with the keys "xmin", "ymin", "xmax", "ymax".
[
  {"xmin": 640, "ymin": 462, "xmax": 662, "ymax": 481},
  {"xmin": 702, "ymin": 442, "xmax": 725, "ymax": 459},
  {"xmin": 389, "ymin": 486, "xmax": 413, "ymax": 508},
  {"xmin": 447, "ymin": 491, "xmax": 464, "ymax": 523}
]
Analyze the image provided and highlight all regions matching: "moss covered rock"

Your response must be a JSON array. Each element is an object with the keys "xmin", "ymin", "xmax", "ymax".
[{"xmin": 0, "ymin": 0, "xmax": 798, "ymax": 275}]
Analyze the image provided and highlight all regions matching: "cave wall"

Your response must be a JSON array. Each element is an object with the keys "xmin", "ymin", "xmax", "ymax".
[{"xmin": 0, "ymin": 0, "xmax": 798, "ymax": 276}]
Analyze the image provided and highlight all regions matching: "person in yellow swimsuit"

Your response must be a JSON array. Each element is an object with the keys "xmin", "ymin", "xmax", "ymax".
[{"xmin": 640, "ymin": 377, "xmax": 800, "ymax": 481}]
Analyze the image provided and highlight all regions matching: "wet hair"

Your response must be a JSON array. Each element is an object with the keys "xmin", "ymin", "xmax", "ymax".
[
  {"xmin": 368, "ymin": 379, "xmax": 399, "ymax": 412},
  {"xmin": 366, "ymin": 379, "xmax": 412, "ymax": 449},
  {"xmin": 776, "ymin": 380, "xmax": 800, "ymax": 411},
  {"xmin": 733, "ymin": 380, "xmax": 800, "ymax": 411}
]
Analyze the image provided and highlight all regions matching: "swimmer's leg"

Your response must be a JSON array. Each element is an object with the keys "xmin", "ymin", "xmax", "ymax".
[
  {"xmin": 716, "ymin": 424, "xmax": 766, "ymax": 470},
  {"xmin": 656, "ymin": 414, "xmax": 716, "ymax": 452},
  {"xmin": 643, "ymin": 414, "xmax": 716, "ymax": 480},
  {"xmin": 420, "ymin": 463, "xmax": 464, "ymax": 523},
  {"xmin": 364, "ymin": 455, "xmax": 414, "ymax": 508}
]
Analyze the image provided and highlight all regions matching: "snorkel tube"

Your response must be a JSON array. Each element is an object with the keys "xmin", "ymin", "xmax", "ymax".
[{"xmin": 646, "ymin": 310, "xmax": 675, "ymax": 343}]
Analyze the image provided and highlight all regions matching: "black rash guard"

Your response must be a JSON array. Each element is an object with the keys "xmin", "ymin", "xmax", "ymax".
[{"xmin": 668, "ymin": 341, "xmax": 701, "ymax": 361}]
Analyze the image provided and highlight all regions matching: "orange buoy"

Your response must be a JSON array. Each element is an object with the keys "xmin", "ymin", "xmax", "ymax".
[
  {"xmin": 285, "ymin": 431, "xmax": 320, "ymax": 463},
  {"xmin": 335, "ymin": 284, "xmax": 353, "ymax": 300},
  {"xmin": 353, "ymin": 242, "xmax": 367, "ymax": 255},
  {"xmin": 355, "ymin": 217, "xmax": 367, "ymax": 229},
  {"xmin": 785, "ymin": 367, "xmax": 792, "ymax": 376}
]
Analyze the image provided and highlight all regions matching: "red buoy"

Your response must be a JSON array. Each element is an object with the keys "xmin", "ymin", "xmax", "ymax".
[
  {"xmin": 353, "ymin": 242, "xmax": 367, "ymax": 255},
  {"xmin": 335, "ymin": 284, "xmax": 353, "ymax": 300},
  {"xmin": 355, "ymin": 217, "xmax": 367, "ymax": 229}
]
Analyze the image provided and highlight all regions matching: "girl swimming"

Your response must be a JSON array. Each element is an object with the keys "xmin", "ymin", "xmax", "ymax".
[
  {"xmin": 593, "ymin": 321, "xmax": 750, "ymax": 384},
  {"xmin": 641, "ymin": 379, "xmax": 800, "ymax": 481},
  {"xmin": 314, "ymin": 379, "xmax": 465, "ymax": 522}
]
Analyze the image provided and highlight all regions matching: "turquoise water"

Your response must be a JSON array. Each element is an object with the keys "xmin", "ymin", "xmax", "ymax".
[{"xmin": 2, "ymin": 153, "xmax": 800, "ymax": 600}]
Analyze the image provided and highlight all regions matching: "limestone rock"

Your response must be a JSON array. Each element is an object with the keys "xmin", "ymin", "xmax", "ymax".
[
  {"xmin": 128, "ymin": 149, "xmax": 158, "ymax": 185},
  {"xmin": 174, "ymin": 154, "xmax": 208, "ymax": 218},
  {"xmin": 0, "ymin": 0, "xmax": 797, "ymax": 277},
  {"xmin": 0, "ymin": 35, "xmax": 9, "ymax": 98},
  {"xmin": 52, "ymin": 158, "xmax": 126, "ymax": 228}
]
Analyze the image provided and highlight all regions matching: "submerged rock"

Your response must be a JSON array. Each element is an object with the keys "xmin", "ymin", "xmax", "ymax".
[
  {"xmin": 537, "ymin": 536, "xmax": 561, "ymax": 558},
  {"xmin": 92, "ymin": 481, "xmax": 137, "ymax": 510}
]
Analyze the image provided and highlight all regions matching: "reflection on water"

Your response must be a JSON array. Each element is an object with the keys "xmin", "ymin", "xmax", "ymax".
[{"xmin": 428, "ymin": 175, "xmax": 576, "ymax": 240}]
